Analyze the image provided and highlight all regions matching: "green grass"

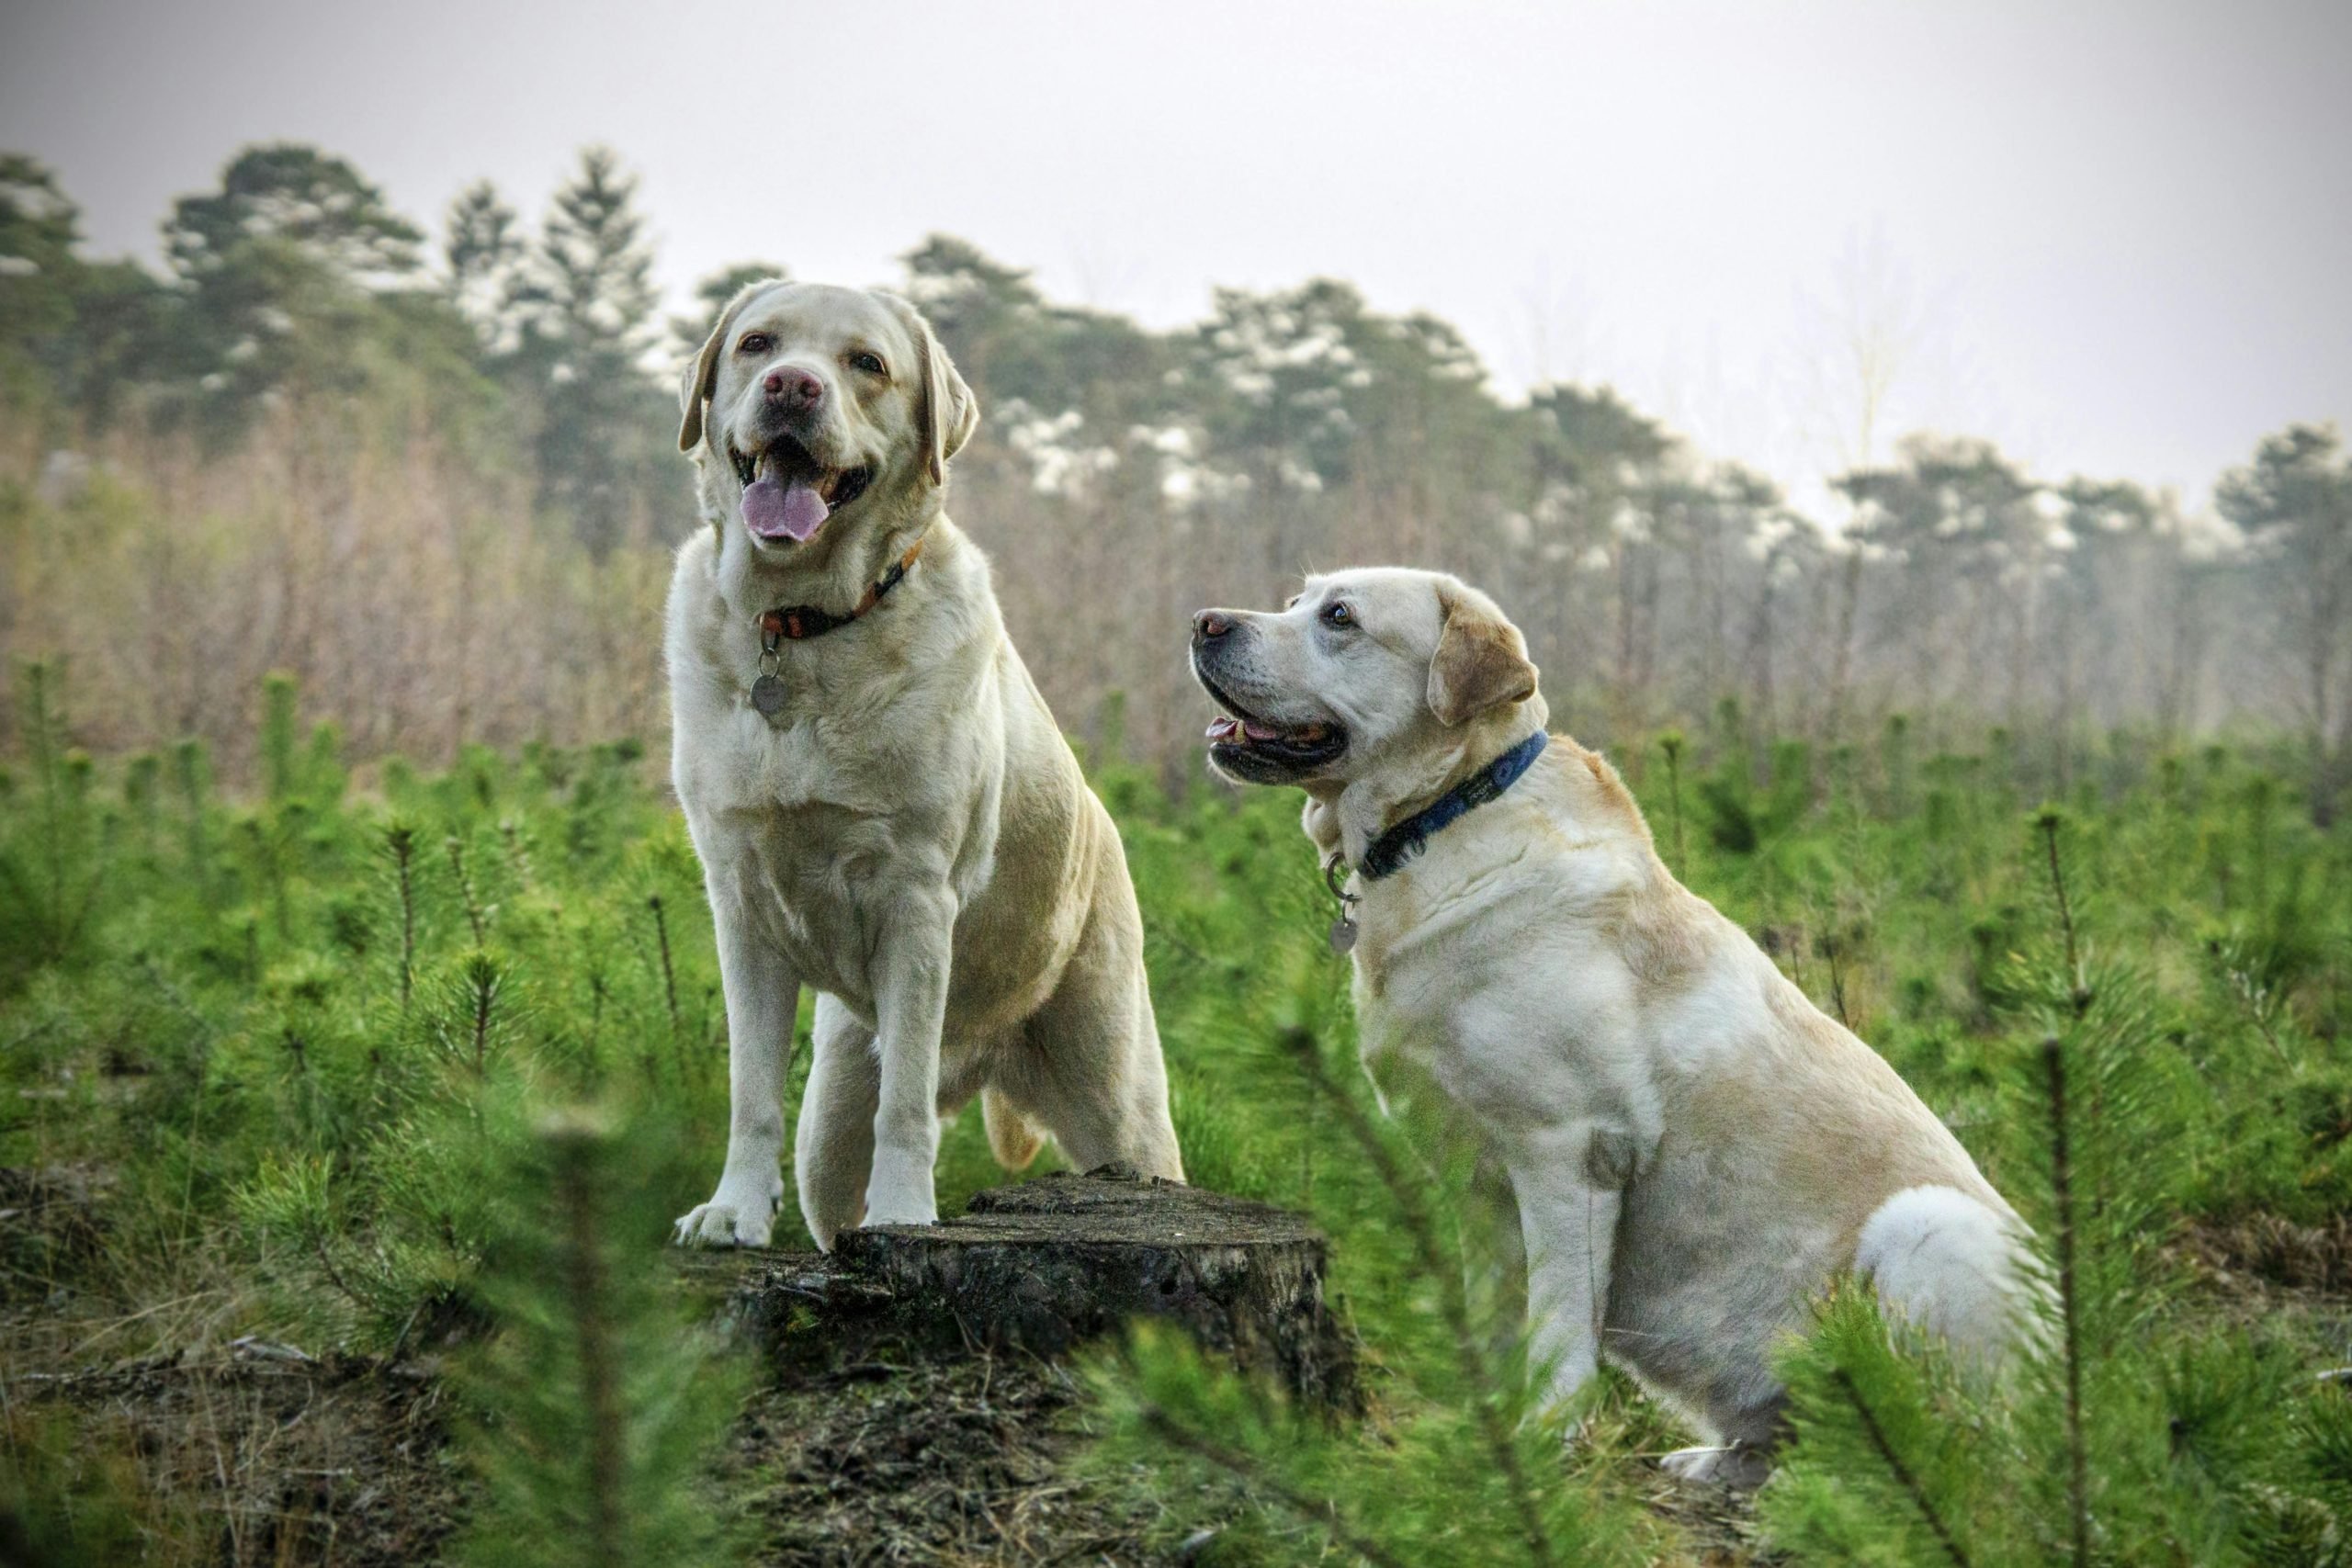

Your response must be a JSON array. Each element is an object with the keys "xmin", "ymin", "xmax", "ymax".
[{"xmin": 5, "ymin": 666, "xmax": 2350, "ymax": 1564}]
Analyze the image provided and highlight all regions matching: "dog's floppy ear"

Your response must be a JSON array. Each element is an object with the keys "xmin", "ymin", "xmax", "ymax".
[
  {"xmin": 882, "ymin": 293, "xmax": 979, "ymax": 486},
  {"xmin": 675, "ymin": 279, "xmax": 784, "ymax": 455},
  {"xmin": 1426, "ymin": 582, "xmax": 1539, "ymax": 727}
]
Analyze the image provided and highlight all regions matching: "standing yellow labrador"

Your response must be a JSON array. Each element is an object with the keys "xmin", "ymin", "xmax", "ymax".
[
  {"xmin": 1190, "ymin": 567, "xmax": 2035, "ymax": 1483},
  {"xmin": 668, "ymin": 280, "xmax": 1181, "ymax": 1249}
]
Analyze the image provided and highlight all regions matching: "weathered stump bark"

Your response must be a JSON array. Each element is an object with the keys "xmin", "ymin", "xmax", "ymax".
[{"xmin": 681, "ymin": 1165, "xmax": 1357, "ymax": 1410}]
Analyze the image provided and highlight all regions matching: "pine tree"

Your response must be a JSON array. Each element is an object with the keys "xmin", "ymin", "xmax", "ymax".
[
  {"xmin": 445, "ymin": 179, "xmax": 527, "ymax": 355},
  {"xmin": 158, "ymin": 142, "xmax": 428, "ymax": 435},
  {"xmin": 2217, "ymin": 426, "xmax": 2352, "ymax": 826},
  {"xmin": 0, "ymin": 156, "xmax": 81, "ymax": 406},
  {"xmin": 0, "ymin": 153, "xmax": 168, "ymax": 431},
  {"xmin": 515, "ymin": 147, "xmax": 668, "ymax": 553},
  {"xmin": 531, "ymin": 149, "xmax": 655, "ymax": 362},
  {"xmin": 164, "ymin": 143, "xmax": 423, "ymax": 288}
]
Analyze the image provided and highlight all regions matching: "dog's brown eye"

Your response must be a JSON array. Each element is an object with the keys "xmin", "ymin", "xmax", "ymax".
[
  {"xmin": 737, "ymin": 332, "xmax": 772, "ymax": 355},
  {"xmin": 1321, "ymin": 601, "xmax": 1353, "ymax": 627},
  {"xmin": 848, "ymin": 350, "xmax": 887, "ymax": 377}
]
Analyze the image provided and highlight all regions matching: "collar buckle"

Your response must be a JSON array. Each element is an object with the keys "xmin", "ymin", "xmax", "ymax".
[{"xmin": 1323, "ymin": 852, "xmax": 1361, "ymax": 956}]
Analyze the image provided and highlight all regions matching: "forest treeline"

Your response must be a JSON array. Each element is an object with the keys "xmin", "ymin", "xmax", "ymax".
[{"xmin": 2, "ymin": 144, "xmax": 2346, "ymax": 816}]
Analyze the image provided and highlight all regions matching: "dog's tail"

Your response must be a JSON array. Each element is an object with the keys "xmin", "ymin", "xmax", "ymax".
[
  {"xmin": 982, "ymin": 1088, "xmax": 1044, "ymax": 1171},
  {"xmin": 1857, "ymin": 1184, "xmax": 2044, "ymax": 1376}
]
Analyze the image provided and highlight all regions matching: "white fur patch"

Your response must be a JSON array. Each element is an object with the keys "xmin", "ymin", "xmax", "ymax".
[{"xmin": 1857, "ymin": 1184, "xmax": 2038, "ymax": 1372}]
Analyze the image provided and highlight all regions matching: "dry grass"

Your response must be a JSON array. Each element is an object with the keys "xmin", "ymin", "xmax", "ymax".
[{"xmin": 4, "ymin": 412, "xmax": 673, "ymax": 778}]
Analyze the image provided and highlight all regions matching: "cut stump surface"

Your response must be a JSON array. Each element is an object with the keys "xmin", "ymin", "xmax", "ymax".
[{"xmin": 681, "ymin": 1165, "xmax": 1358, "ymax": 1410}]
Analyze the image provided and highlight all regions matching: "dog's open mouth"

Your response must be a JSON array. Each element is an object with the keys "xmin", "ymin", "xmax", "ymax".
[
  {"xmin": 731, "ymin": 434, "xmax": 872, "ymax": 544},
  {"xmin": 1198, "ymin": 673, "xmax": 1348, "ymax": 778}
]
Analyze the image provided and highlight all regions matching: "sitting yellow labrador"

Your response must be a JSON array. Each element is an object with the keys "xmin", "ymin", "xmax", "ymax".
[
  {"xmin": 667, "ymin": 280, "xmax": 1182, "ymax": 1249},
  {"xmin": 1190, "ymin": 567, "xmax": 2034, "ymax": 1483}
]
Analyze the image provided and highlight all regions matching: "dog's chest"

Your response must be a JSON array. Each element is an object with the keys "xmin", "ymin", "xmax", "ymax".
[
  {"xmin": 1349, "ymin": 879, "xmax": 1631, "ymax": 1137},
  {"xmin": 683, "ymin": 680, "xmax": 942, "ymax": 814},
  {"xmin": 683, "ymin": 702, "xmax": 985, "ymax": 987},
  {"xmin": 1351, "ymin": 914, "xmax": 1507, "ymax": 1113},
  {"xmin": 724, "ymin": 802, "xmax": 888, "ymax": 939}
]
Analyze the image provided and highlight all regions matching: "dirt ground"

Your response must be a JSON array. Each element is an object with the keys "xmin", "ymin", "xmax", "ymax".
[
  {"xmin": 729, "ymin": 1348, "xmax": 1180, "ymax": 1567},
  {"xmin": 7, "ymin": 1172, "xmax": 2352, "ymax": 1567}
]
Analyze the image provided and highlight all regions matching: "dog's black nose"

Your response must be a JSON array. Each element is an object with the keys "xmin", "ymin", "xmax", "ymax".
[
  {"xmin": 763, "ymin": 367, "xmax": 824, "ymax": 412},
  {"xmin": 1193, "ymin": 610, "xmax": 1236, "ymax": 646}
]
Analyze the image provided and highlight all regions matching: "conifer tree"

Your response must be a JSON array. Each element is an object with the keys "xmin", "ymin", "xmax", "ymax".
[
  {"xmin": 445, "ymin": 179, "xmax": 528, "ymax": 355},
  {"xmin": 160, "ymin": 143, "xmax": 427, "ymax": 433},
  {"xmin": 2217, "ymin": 426, "xmax": 2352, "ymax": 825},
  {"xmin": 514, "ymin": 147, "xmax": 668, "ymax": 553}
]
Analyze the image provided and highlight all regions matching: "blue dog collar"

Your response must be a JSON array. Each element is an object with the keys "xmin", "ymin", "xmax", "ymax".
[{"xmin": 1357, "ymin": 729, "xmax": 1549, "ymax": 882}]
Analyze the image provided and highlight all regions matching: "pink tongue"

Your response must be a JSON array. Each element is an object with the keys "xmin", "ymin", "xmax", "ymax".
[{"xmin": 742, "ymin": 478, "xmax": 830, "ymax": 542}]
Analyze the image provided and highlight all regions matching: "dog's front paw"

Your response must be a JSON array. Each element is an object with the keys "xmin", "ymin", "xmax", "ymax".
[
  {"xmin": 672, "ymin": 1181, "xmax": 778, "ymax": 1248},
  {"xmin": 858, "ymin": 1193, "xmax": 937, "ymax": 1229},
  {"xmin": 1658, "ymin": 1443, "xmax": 1772, "ymax": 1489},
  {"xmin": 860, "ymin": 1152, "xmax": 937, "ymax": 1229}
]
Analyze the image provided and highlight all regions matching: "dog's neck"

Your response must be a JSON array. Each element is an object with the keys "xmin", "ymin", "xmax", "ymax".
[
  {"xmin": 1306, "ymin": 704, "xmax": 1551, "ymax": 871},
  {"xmin": 707, "ymin": 491, "xmax": 946, "ymax": 633}
]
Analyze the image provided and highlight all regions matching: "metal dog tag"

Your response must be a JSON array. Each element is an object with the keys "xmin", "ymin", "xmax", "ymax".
[
  {"xmin": 750, "ymin": 673, "xmax": 788, "ymax": 722},
  {"xmin": 1321, "ymin": 852, "xmax": 1361, "ymax": 957}
]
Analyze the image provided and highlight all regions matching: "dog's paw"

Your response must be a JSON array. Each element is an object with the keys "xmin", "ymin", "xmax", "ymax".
[
  {"xmin": 672, "ymin": 1186, "xmax": 777, "ymax": 1248},
  {"xmin": 861, "ymin": 1153, "xmax": 937, "ymax": 1229},
  {"xmin": 1658, "ymin": 1444, "xmax": 1772, "ymax": 1489},
  {"xmin": 859, "ymin": 1195, "xmax": 937, "ymax": 1229}
]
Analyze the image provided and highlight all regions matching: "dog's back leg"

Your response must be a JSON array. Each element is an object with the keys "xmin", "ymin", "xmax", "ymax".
[
  {"xmin": 1017, "ymin": 937, "xmax": 1182, "ymax": 1182},
  {"xmin": 796, "ymin": 996, "xmax": 879, "ymax": 1250}
]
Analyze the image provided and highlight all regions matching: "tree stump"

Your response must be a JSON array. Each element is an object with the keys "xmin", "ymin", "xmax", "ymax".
[{"xmin": 684, "ymin": 1165, "xmax": 1358, "ymax": 1411}]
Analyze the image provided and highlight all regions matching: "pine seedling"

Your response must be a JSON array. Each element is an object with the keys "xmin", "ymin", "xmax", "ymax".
[
  {"xmin": 2036, "ymin": 807, "xmax": 2089, "ymax": 1019},
  {"xmin": 449, "ymin": 1105, "xmax": 747, "ymax": 1568},
  {"xmin": 1658, "ymin": 729, "xmax": 1688, "ymax": 877},
  {"xmin": 261, "ymin": 671, "xmax": 300, "ymax": 803},
  {"xmin": 1883, "ymin": 711, "xmax": 1913, "ymax": 818},
  {"xmin": 501, "ymin": 817, "xmax": 537, "ymax": 892},
  {"xmin": 236, "ymin": 1150, "xmax": 378, "ymax": 1341},
  {"xmin": 447, "ymin": 832, "xmax": 491, "ymax": 947},
  {"xmin": 422, "ymin": 950, "xmax": 520, "ymax": 1078},
  {"xmin": 1760, "ymin": 806, "xmax": 2312, "ymax": 1564},
  {"xmin": 645, "ymin": 894, "xmax": 686, "ymax": 1080},
  {"xmin": 1093, "ymin": 1006, "xmax": 1654, "ymax": 1567},
  {"xmin": 1273, "ymin": 1023, "xmax": 1559, "ymax": 1568},
  {"xmin": 0, "ymin": 660, "xmax": 107, "ymax": 969},
  {"xmin": 239, "ymin": 809, "xmax": 294, "ymax": 942},
  {"xmin": 385, "ymin": 822, "xmax": 419, "ymax": 1010},
  {"xmin": 2041, "ymin": 1034, "xmax": 2091, "ymax": 1567},
  {"xmin": 302, "ymin": 718, "xmax": 347, "ymax": 806},
  {"xmin": 1764, "ymin": 1289, "xmax": 1989, "ymax": 1567},
  {"xmin": 173, "ymin": 737, "xmax": 212, "ymax": 898},
  {"xmin": 122, "ymin": 750, "xmax": 160, "ymax": 861}
]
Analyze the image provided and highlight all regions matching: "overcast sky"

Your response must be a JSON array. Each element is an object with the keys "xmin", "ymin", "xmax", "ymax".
[{"xmin": 5, "ymin": 0, "xmax": 2346, "ymax": 513}]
